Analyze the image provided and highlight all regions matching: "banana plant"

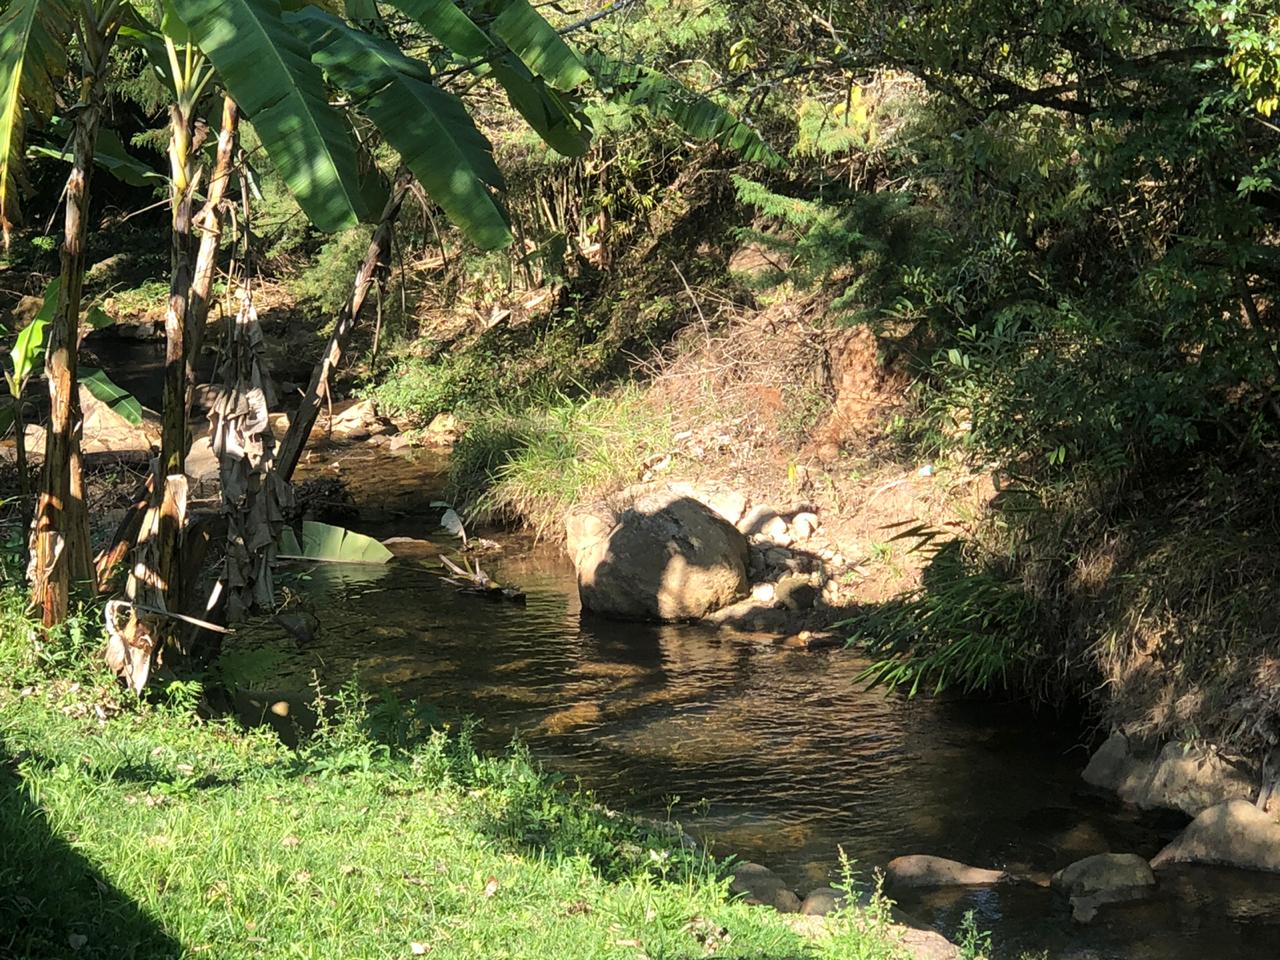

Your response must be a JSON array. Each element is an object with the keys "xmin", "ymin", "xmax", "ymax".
[{"xmin": 2, "ymin": 0, "xmax": 780, "ymax": 648}]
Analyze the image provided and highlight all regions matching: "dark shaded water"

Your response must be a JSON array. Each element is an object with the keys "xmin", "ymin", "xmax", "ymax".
[{"xmin": 218, "ymin": 447, "xmax": 1280, "ymax": 959}]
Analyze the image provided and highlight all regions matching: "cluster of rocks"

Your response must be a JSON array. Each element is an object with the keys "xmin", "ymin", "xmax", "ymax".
[
  {"xmin": 1080, "ymin": 730, "xmax": 1280, "ymax": 876},
  {"xmin": 566, "ymin": 480, "xmax": 853, "ymax": 633},
  {"xmin": 875, "ymin": 733, "xmax": 1280, "ymax": 930},
  {"xmin": 728, "ymin": 861, "xmax": 960, "ymax": 960}
]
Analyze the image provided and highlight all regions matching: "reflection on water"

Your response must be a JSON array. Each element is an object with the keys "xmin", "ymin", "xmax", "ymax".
[{"xmin": 220, "ymin": 518, "xmax": 1280, "ymax": 960}]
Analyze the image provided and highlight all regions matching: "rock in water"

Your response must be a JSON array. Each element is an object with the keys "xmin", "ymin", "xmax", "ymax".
[
  {"xmin": 799, "ymin": 886, "xmax": 847, "ymax": 916},
  {"xmin": 79, "ymin": 385, "xmax": 160, "ymax": 454},
  {"xmin": 1083, "ymin": 732, "xmax": 1256, "ymax": 816},
  {"xmin": 728, "ymin": 862, "xmax": 801, "ymax": 913},
  {"xmin": 274, "ymin": 610, "xmax": 320, "ymax": 644},
  {"xmin": 1151, "ymin": 799, "xmax": 1280, "ymax": 872},
  {"xmin": 569, "ymin": 490, "xmax": 749, "ymax": 621},
  {"xmin": 1052, "ymin": 852, "xmax": 1155, "ymax": 898},
  {"xmin": 1051, "ymin": 853, "xmax": 1155, "ymax": 922},
  {"xmin": 886, "ymin": 855, "xmax": 1007, "ymax": 889}
]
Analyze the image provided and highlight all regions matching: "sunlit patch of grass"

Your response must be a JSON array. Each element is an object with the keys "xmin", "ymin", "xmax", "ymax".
[{"xmin": 447, "ymin": 388, "xmax": 673, "ymax": 538}]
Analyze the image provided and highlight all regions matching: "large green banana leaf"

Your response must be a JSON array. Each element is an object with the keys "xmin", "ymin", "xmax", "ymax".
[
  {"xmin": 381, "ymin": 0, "xmax": 491, "ymax": 59},
  {"xmin": 585, "ymin": 52, "xmax": 782, "ymax": 167},
  {"xmin": 0, "ymin": 0, "xmax": 72, "ymax": 246},
  {"xmin": 488, "ymin": 0, "xmax": 588, "ymax": 91},
  {"xmin": 30, "ymin": 121, "xmax": 165, "ymax": 188},
  {"xmin": 171, "ymin": 0, "xmax": 368, "ymax": 232},
  {"xmin": 289, "ymin": 8, "xmax": 512, "ymax": 249},
  {"xmin": 490, "ymin": 54, "xmax": 593, "ymax": 157},
  {"xmin": 381, "ymin": 0, "xmax": 593, "ymax": 157}
]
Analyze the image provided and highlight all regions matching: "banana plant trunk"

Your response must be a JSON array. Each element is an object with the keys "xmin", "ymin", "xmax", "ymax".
[
  {"xmin": 14, "ymin": 394, "xmax": 29, "ymax": 564},
  {"xmin": 95, "ymin": 97, "xmax": 239, "ymax": 595},
  {"xmin": 29, "ymin": 80, "xmax": 105, "ymax": 626},
  {"xmin": 155, "ymin": 101, "xmax": 199, "ymax": 606},
  {"xmin": 276, "ymin": 172, "xmax": 411, "ymax": 482},
  {"xmin": 186, "ymin": 96, "xmax": 238, "ymax": 413}
]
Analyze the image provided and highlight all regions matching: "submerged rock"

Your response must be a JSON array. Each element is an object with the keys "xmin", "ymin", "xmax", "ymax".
[
  {"xmin": 885, "ymin": 855, "xmax": 1006, "ymax": 889},
  {"xmin": 1151, "ymin": 799, "xmax": 1280, "ymax": 873},
  {"xmin": 729, "ymin": 862, "xmax": 801, "ymax": 913},
  {"xmin": 1052, "ymin": 852, "xmax": 1155, "ymax": 898},
  {"xmin": 569, "ymin": 489, "xmax": 749, "ymax": 622},
  {"xmin": 1082, "ymin": 732, "xmax": 1257, "ymax": 816},
  {"xmin": 1052, "ymin": 853, "xmax": 1155, "ymax": 922}
]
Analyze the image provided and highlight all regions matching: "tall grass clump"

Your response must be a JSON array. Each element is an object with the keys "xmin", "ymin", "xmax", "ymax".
[
  {"xmin": 846, "ymin": 540, "xmax": 1042, "ymax": 697},
  {"xmin": 447, "ymin": 388, "xmax": 672, "ymax": 537}
]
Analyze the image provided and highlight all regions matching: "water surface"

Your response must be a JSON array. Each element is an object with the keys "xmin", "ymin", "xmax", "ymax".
[{"xmin": 218, "ymin": 448, "xmax": 1280, "ymax": 959}]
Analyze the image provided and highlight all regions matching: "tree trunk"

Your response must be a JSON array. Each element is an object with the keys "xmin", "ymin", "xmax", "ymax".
[
  {"xmin": 95, "ymin": 97, "xmax": 239, "ymax": 595},
  {"xmin": 29, "ymin": 75, "xmax": 106, "ymax": 626},
  {"xmin": 152, "ymin": 100, "xmax": 200, "ymax": 608},
  {"xmin": 276, "ymin": 172, "xmax": 412, "ymax": 482},
  {"xmin": 186, "ymin": 96, "xmax": 239, "ymax": 416},
  {"xmin": 14, "ymin": 393, "xmax": 29, "ymax": 566}
]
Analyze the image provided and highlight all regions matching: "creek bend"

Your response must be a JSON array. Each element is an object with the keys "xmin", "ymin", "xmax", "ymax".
[{"xmin": 214, "ymin": 444, "xmax": 1280, "ymax": 959}]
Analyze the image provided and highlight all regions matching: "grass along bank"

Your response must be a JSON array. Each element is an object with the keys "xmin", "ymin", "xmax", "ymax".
[
  {"xmin": 0, "ymin": 594, "xmax": 973, "ymax": 960},
  {"xmin": 446, "ymin": 388, "xmax": 672, "ymax": 539}
]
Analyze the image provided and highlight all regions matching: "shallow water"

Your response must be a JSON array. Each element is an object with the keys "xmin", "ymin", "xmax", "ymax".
[{"xmin": 218, "ymin": 448, "xmax": 1280, "ymax": 959}]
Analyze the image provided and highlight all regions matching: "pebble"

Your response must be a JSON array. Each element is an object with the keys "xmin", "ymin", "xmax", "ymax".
[
  {"xmin": 751, "ymin": 582, "xmax": 777, "ymax": 603},
  {"xmin": 791, "ymin": 512, "xmax": 820, "ymax": 540}
]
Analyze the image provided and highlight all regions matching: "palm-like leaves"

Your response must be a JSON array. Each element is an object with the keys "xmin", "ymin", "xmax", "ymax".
[
  {"xmin": 290, "ymin": 7, "xmax": 513, "ymax": 249},
  {"xmin": 585, "ymin": 52, "xmax": 783, "ymax": 167},
  {"xmin": 171, "ymin": 0, "xmax": 369, "ymax": 231},
  {"xmin": 382, "ymin": 0, "xmax": 492, "ymax": 59},
  {"xmin": 0, "ymin": 0, "xmax": 73, "ymax": 248},
  {"xmin": 489, "ymin": 0, "xmax": 589, "ymax": 91},
  {"xmin": 383, "ymin": 0, "xmax": 593, "ymax": 157}
]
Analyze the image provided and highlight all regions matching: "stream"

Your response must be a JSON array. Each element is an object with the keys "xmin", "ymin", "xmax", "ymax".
[{"xmin": 209, "ymin": 443, "xmax": 1280, "ymax": 959}]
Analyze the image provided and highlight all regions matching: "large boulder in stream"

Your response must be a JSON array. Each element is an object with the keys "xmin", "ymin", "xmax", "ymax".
[
  {"xmin": 568, "ymin": 488, "xmax": 750, "ymax": 621},
  {"xmin": 1151, "ymin": 799, "xmax": 1280, "ymax": 872},
  {"xmin": 1082, "ymin": 732, "xmax": 1257, "ymax": 816}
]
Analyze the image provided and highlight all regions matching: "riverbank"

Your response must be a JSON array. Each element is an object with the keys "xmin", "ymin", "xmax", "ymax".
[{"xmin": 0, "ymin": 592, "xmax": 969, "ymax": 960}]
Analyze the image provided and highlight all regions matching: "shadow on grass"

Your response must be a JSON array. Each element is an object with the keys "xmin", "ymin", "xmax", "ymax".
[{"xmin": 0, "ymin": 752, "xmax": 182, "ymax": 959}]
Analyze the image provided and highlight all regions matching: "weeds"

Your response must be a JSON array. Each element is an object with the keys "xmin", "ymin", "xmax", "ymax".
[
  {"xmin": 846, "ymin": 540, "xmax": 1040, "ymax": 697},
  {"xmin": 447, "ymin": 389, "xmax": 672, "ymax": 537}
]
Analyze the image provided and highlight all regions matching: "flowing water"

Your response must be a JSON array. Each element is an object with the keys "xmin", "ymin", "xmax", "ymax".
[{"xmin": 216, "ymin": 444, "xmax": 1280, "ymax": 959}]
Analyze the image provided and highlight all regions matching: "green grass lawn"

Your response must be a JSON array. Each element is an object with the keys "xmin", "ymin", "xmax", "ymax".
[{"xmin": 0, "ymin": 598, "xmax": 924, "ymax": 960}]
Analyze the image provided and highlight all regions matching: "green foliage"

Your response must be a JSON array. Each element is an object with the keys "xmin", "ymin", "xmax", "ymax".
[
  {"xmin": 290, "ymin": 7, "xmax": 514, "ymax": 249},
  {"xmin": 288, "ymin": 225, "xmax": 372, "ymax": 312},
  {"xmin": 489, "ymin": 0, "xmax": 590, "ymax": 91},
  {"xmin": 1196, "ymin": 0, "xmax": 1280, "ymax": 116},
  {"xmin": 0, "ymin": 0, "xmax": 72, "ymax": 245},
  {"xmin": 584, "ymin": 52, "xmax": 782, "ymax": 166},
  {"xmin": 278, "ymin": 519, "xmax": 394, "ymax": 564},
  {"xmin": 171, "ymin": 0, "xmax": 370, "ymax": 232},
  {"xmin": 79, "ymin": 366, "xmax": 143, "ymax": 425},
  {"xmin": 847, "ymin": 541, "xmax": 1040, "ymax": 697},
  {"xmin": 447, "ymin": 389, "xmax": 671, "ymax": 535}
]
